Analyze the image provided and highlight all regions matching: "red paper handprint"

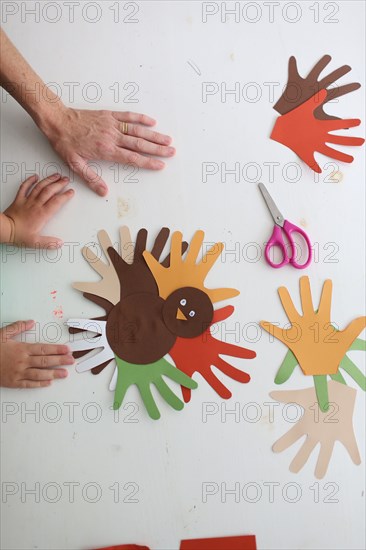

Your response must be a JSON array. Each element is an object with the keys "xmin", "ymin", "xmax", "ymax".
[
  {"xmin": 271, "ymin": 89, "xmax": 364, "ymax": 173},
  {"xmin": 169, "ymin": 306, "xmax": 256, "ymax": 402}
]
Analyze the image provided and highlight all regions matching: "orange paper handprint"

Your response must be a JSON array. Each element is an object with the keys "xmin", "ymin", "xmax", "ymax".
[
  {"xmin": 143, "ymin": 230, "xmax": 239, "ymax": 304},
  {"xmin": 271, "ymin": 89, "xmax": 364, "ymax": 173},
  {"xmin": 261, "ymin": 277, "xmax": 366, "ymax": 377}
]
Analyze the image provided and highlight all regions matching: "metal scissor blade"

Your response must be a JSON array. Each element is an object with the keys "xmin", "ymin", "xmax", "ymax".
[{"xmin": 258, "ymin": 182, "xmax": 285, "ymax": 227}]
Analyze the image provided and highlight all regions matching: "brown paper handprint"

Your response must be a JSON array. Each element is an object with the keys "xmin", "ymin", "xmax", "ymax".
[{"xmin": 274, "ymin": 55, "xmax": 361, "ymax": 120}]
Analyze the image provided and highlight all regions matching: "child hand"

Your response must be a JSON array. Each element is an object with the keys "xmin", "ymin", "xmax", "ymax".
[
  {"xmin": 0, "ymin": 320, "xmax": 74, "ymax": 388},
  {"xmin": 2, "ymin": 173, "xmax": 74, "ymax": 248}
]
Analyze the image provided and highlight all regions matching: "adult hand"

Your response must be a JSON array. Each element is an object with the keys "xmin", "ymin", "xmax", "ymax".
[{"xmin": 40, "ymin": 107, "xmax": 176, "ymax": 196}]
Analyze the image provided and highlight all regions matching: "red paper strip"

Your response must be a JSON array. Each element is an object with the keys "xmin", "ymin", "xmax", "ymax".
[{"xmin": 180, "ymin": 534, "xmax": 257, "ymax": 550}]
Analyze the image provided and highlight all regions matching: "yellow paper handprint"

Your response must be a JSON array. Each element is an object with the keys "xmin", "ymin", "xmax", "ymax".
[
  {"xmin": 261, "ymin": 276, "xmax": 365, "ymax": 376},
  {"xmin": 261, "ymin": 276, "xmax": 366, "ymax": 411}
]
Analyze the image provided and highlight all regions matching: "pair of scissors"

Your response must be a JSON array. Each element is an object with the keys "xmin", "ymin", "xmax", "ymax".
[{"xmin": 258, "ymin": 182, "xmax": 312, "ymax": 269}]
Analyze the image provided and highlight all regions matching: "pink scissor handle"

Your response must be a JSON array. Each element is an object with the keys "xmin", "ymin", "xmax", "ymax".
[
  {"xmin": 265, "ymin": 221, "xmax": 312, "ymax": 269},
  {"xmin": 265, "ymin": 225, "xmax": 290, "ymax": 268},
  {"xmin": 282, "ymin": 219, "xmax": 312, "ymax": 269}
]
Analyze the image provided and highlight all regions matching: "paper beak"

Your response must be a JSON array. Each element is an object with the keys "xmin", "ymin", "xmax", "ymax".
[{"xmin": 176, "ymin": 308, "xmax": 187, "ymax": 321}]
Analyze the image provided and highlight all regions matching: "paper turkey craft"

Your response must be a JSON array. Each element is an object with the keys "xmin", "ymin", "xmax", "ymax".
[
  {"xmin": 68, "ymin": 227, "xmax": 256, "ymax": 419},
  {"xmin": 271, "ymin": 55, "xmax": 365, "ymax": 173}
]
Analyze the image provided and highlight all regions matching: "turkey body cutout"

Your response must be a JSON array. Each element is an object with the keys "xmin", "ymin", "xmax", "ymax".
[
  {"xmin": 69, "ymin": 227, "xmax": 253, "ymax": 419},
  {"xmin": 271, "ymin": 56, "xmax": 364, "ymax": 172},
  {"xmin": 270, "ymin": 381, "xmax": 361, "ymax": 479},
  {"xmin": 261, "ymin": 276, "xmax": 366, "ymax": 411}
]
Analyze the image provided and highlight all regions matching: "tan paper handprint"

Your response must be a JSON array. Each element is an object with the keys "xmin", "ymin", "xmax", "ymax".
[{"xmin": 270, "ymin": 381, "xmax": 361, "ymax": 479}]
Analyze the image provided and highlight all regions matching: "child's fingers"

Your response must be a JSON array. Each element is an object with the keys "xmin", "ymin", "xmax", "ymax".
[
  {"xmin": 19, "ymin": 380, "xmax": 52, "ymax": 388},
  {"xmin": 25, "ymin": 368, "xmax": 69, "ymax": 381},
  {"xmin": 26, "ymin": 343, "xmax": 71, "ymax": 356},
  {"xmin": 44, "ymin": 188, "xmax": 74, "ymax": 216},
  {"xmin": 28, "ymin": 354, "xmax": 74, "ymax": 368},
  {"xmin": 37, "ymin": 178, "xmax": 70, "ymax": 204},
  {"xmin": 29, "ymin": 173, "xmax": 63, "ymax": 199},
  {"xmin": 0, "ymin": 320, "xmax": 35, "ymax": 340},
  {"xmin": 15, "ymin": 175, "xmax": 39, "ymax": 200},
  {"xmin": 37, "ymin": 235, "xmax": 64, "ymax": 248}
]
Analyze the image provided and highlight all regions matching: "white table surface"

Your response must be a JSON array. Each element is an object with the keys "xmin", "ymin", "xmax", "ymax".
[{"xmin": 1, "ymin": 1, "xmax": 365, "ymax": 549}]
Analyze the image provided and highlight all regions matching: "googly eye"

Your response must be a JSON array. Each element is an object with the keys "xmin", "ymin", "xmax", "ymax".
[
  {"xmin": 180, "ymin": 299, "xmax": 187, "ymax": 306},
  {"xmin": 189, "ymin": 310, "xmax": 196, "ymax": 317}
]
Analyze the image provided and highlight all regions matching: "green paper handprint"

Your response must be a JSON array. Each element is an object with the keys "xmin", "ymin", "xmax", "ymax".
[
  {"xmin": 114, "ymin": 355, "xmax": 198, "ymax": 419},
  {"xmin": 275, "ymin": 336, "xmax": 365, "ymax": 411}
]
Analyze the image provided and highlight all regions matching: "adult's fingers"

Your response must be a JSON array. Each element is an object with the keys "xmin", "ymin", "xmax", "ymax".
[
  {"xmin": 111, "ymin": 148, "xmax": 165, "ymax": 170},
  {"xmin": 25, "ymin": 367, "xmax": 69, "ymax": 380},
  {"xmin": 117, "ymin": 134, "xmax": 175, "ymax": 158},
  {"xmin": 112, "ymin": 111, "xmax": 156, "ymax": 126},
  {"xmin": 0, "ymin": 320, "xmax": 35, "ymax": 341},
  {"xmin": 69, "ymin": 155, "xmax": 108, "ymax": 196},
  {"xmin": 119, "ymin": 124, "xmax": 172, "ymax": 146},
  {"xmin": 29, "ymin": 173, "xmax": 63, "ymax": 199},
  {"xmin": 28, "ymin": 354, "xmax": 74, "ymax": 368},
  {"xmin": 15, "ymin": 174, "xmax": 39, "ymax": 200}
]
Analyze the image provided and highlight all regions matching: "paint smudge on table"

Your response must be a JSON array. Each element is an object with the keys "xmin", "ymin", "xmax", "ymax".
[
  {"xmin": 117, "ymin": 197, "xmax": 130, "ymax": 218},
  {"xmin": 53, "ymin": 306, "xmax": 63, "ymax": 319}
]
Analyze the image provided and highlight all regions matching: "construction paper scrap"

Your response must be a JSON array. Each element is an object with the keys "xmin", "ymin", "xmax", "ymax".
[
  {"xmin": 271, "ymin": 89, "xmax": 364, "ymax": 173},
  {"xmin": 180, "ymin": 535, "xmax": 257, "ymax": 550},
  {"xmin": 170, "ymin": 306, "xmax": 255, "ymax": 402},
  {"xmin": 274, "ymin": 55, "xmax": 361, "ymax": 120},
  {"xmin": 261, "ymin": 277, "xmax": 366, "ymax": 377},
  {"xmin": 270, "ymin": 380, "xmax": 361, "ymax": 479},
  {"xmin": 113, "ymin": 355, "xmax": 198, "ymax": 419},
  {"xmin": 143, "ymin": 230, "xmax": 240, "ymax": 303},
  {"xmin": 94, "ymin": 546, "xmax": 150, "ymax": 550}
]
